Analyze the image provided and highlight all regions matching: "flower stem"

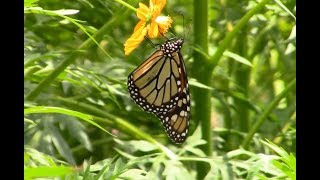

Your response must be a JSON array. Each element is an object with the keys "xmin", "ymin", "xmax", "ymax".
[
  {"xmin": 192, "ymin": 0, "xmax": 211, "ymax": 178},
  {"xmin": 114, "ymin": 0, "xmax": 137, "ymax": 12}
]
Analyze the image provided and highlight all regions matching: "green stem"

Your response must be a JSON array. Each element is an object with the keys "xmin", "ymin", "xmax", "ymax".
[
  {"xmin": 193, "ymin": 0, "xmax": 211, "ymax": 178},
  {"xmin": 233, "ymin": 26, "xmax": 249, "ymax": 132},
  {"xmin": 114, "ymin": 0, "xmax": 137, "ymax": 12},
  {"xmin": 241, "ymin": 78, "xmax": 296, "ymax": 149}
]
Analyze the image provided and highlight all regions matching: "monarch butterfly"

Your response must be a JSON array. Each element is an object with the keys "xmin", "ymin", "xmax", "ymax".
[{"xmin": 127, "ymin": 38, "xmax": 190, "ymax": 144}]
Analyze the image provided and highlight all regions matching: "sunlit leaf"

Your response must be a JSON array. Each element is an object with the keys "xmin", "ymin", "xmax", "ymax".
[
  {"xmin": 24, "ymin": 118, "xmax": 37, "ymax": 125},
  {"xmin": 52, "ymin": 9, "xmax": 79, "ymax": 15},
  {"xmin": 189, "ymin": 78, "xmax": 214, "ymax": 90},
  {"xmin": 274, "ymin": 0, "xmax": 296, "ymax": 20},
  {"xmin": 163, "ymin": 160, "xmax": 193, "ymax": 180},
  {"xmin": 119, "ymin": 169, "xmax": 147, "ymax": 179},
  {"xmin": 24, "ymin": 0, "xmax": 39, "ymax": 7},
  {"xmin": 25, "ymin": 166, "xmax": 74, "ymax": 179},
  {"xmin": 24, "ymin": 106, "xmax": 115, "ymax": 136},
  {"xmin": 223, "ymin": 51, "xmax": 253, "ymax": 67},
  {"xmin": 126, "ymin": 140, "xmax": 158, "ymax": 152}
]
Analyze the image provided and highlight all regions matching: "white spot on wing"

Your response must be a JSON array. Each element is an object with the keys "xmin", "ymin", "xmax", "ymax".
[
  {"xmin": 171, "ymin": 114, "xmax": 178, "ymax": 121},
  {"xmin": 183, "ymin": 98, "xmax": 187, "ymax": 104}
]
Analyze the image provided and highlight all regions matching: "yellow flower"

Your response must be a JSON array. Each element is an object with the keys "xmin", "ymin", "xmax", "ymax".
[{"xmin": 124, "ymin": 0, "xmax": 173, "ymax": 55}]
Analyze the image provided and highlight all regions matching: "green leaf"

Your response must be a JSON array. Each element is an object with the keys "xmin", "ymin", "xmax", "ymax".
[
  {"xmin": 113, "ymin": 149, "xmax": 159, "ymax": 178},
  {"xmin": 82, "ymin": 160, "xmax": 94, "ymax": 180},
  {"xmin": 52, "ymin": 9, "xmax": 79, "ymax": 15},
  {"xmin": 184, "ymin": 147, "xmax": 206, "ymax": 157},
  {"xmin": 261, "ymin": 140, "xmax": 290, "ymax": 162},
  {"xmin": 24, "ymin": 106, "xmax": 115, "ymax": 137},
  {"xmin": 126, "ymin": 140, "xmax": 158, "ymax": 152},
  {"xmin": 89, "ymin": 159, "xmax": 112, "ymax": 172},
  {"xmin": 25, "ymin": 106, "xmax": 91, "ymax": 120},
  {"xmin": 274, "ymin": 0, "xmax": 296, "ymax": 20},
  {"xmin": 114, "ymin": 158, "xmax": 126, "ymax": 175},
  {"xmin": 24, "ymin": 118, "xmax": 37, "ymax": 125},
  {"xmin": 163, "ymin": 160, "xmax": 193, "ymax": 180},
  {"xmin": 223, "ymin": 51, "xmax": 253, "ymax": 67},
  {"xmin": 119, "ymin": 169, "xmax": 147, "ymax": 179},
  {"xmin": 225, "ymin": 149, "xmax": 255, "ymax": 159},
  {"xmin": 189, "ymin": 78, "xmax": 214, "ymax": 90},
  {"xmin": 24, "ymin": 147, "xmax": 59, "ymax": 167},
  {"xmin": 246, "ymin": 156, "xmax": 266, "ymax": 180},
  {"xmin": 24, "ymin": 166, "xmax": 74, "ymax": 179},
  {"xmin": 65, "ymin": 120, "xmax": 93, "ymax": 152},
  {"xmin": 48, "ymin": 123, "xmax": 76, "ymax": 165},
  {"xmin": 95, "ymin": 157, "xmax": 118, "ymax": 180},
  {"xmin": 261, "ymin": 139, "xmax": 296, "ymax": 179},
  {"xmin": 24, "ymin": 0, "xmax": 39, "ymax": 7},
  {"xmin": 286, "ymin": 25, "xmax": 296, "ymax": 42},
  {"xmin": 114, "ymin": 147, "xmax": 138, "ymax": 160}
]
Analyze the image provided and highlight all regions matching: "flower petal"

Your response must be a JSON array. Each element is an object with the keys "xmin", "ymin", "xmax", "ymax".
[
  {"xmin": 124, "ymin": 0, "xmax": 172, "ymax": 55},
  {"xmin": 151, "ymin": 5, "xmax": 161, "ymax": 20},
  {"xmin": 134, "ymin": 20, "xmax": 146, "ymax": 33},
  {"xmin": 137, "ymin": 2, "xmax": 150, "ymax": 21},
  {"xmin": 151, "ymin": 0, "xmax": 166, "ymax": 12},
  {"xmin": 148, "ymin": 22, "xmax": 159, "ymax": 38},
  {"xmin": 124, "ymin": 25, "xmax": 148, "ymax": 55}
]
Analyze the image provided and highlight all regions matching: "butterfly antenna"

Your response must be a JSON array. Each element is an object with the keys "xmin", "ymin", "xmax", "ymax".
[
  {"xmin": 181, "ymin": 13, "xmax": 186, "ymax": 39},
  {"xmin": 144, "ymin": 36, "xmax": 157, "ymax": 49},
  {"xmin": 175, "ymin": 12, "xmax": 186, "ymax": 39},
  {"xmin": 186, "ymin": 18, "xmax": 192, "ymax": 39},
  {"xmin": 160, "ymin": 32, "xmax": 170, "ymax": 40},
  {"xmin": 169, "ymin": 27, "xmax": 176, "ymax": 37}
]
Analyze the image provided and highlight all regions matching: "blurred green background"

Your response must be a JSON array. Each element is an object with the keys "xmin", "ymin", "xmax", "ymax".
[{"xmin": 24, "ymin": 0, "xmax": 296, "ymax": 179}]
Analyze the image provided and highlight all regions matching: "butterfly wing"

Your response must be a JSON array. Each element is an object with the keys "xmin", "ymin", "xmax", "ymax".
[
  {"xmin": 127, "ymin": 39, "xmax": 190, "ymax": 144},
  {"xmin": 128, "ymin": 51, "xmax": 181, "ymax": 114}
]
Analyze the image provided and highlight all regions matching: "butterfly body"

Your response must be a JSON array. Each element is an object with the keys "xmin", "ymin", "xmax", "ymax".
[{"xmin": 128, "ymin": 38, "xmax": 190, "ymax": 144}]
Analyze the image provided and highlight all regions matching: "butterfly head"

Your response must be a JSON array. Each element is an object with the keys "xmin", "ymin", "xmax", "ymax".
[{"xmin": 160, "ymin": 39, "xmax": 184, "ymax": 57}]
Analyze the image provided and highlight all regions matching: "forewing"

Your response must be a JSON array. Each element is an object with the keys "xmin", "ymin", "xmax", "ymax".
[{"xmin": 128, "ymin": 51, "xmax": 183, "ymax": 114}]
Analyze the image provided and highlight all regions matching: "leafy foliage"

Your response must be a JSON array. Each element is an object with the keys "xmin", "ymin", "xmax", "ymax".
[{"xmin": 24, "ymin": 0, "xmax": 296, "ymax": 179}]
